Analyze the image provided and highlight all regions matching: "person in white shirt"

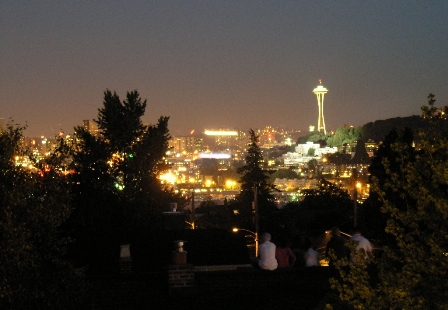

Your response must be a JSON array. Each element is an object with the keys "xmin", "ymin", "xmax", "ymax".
[
  {"xmin": 350, "ymin": 228, "xmax": 373, "ymax": 260},
  {"xmin": 258, "ymin": 232, "xmax": 278, "ymax": 271},
  {"xmin": 303, "ymin": 240, "xmax": 320, "ymax": 267}
]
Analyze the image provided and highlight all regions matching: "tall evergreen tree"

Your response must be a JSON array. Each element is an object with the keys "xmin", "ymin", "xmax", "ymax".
[
  {"xmin": 236, "ymin": 129, "xmax": 276, "ymax": 230},
  {"xmin": 96, "ymin": 89, "xmax": 146, "ymax": 152},
  {"xmin": 67, "ymin": 90, "xmax": 175, "ymax": 272},
  {"xmin": 350, "ymin": 138, "xmax": 370, "ymax": 165}
]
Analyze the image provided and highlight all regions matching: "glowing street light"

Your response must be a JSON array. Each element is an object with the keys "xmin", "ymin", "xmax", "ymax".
[
  {"xmin": 325, "ymin": 230, "xmax": 352, "ymax": 238},
  {"xmin": 232, "ymin": 227, "xmax": 259, "ymax": 257}
]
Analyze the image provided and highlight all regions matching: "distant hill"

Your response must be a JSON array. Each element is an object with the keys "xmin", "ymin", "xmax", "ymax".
[
  {"xmin": 361, "ymin": 115, "xmax": 440, "ymax": 142},
  {"xmin": 361, "ymin": 115, "xmax": 422, "ymax": 142}
]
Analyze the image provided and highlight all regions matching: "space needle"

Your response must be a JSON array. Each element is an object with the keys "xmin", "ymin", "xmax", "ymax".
[{"xmin": 313, "ymin": 79, "xmax": 328, "ymax": 135}]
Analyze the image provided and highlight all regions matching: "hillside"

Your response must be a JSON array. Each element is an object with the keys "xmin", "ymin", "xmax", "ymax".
[{"xmin": 361, "ymin": 115, "xmax": 425, "ymax": 142}]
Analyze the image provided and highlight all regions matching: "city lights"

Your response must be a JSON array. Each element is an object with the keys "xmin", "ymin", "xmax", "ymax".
[
  {"xmin": 225, "ymin": 180, "xmax": 237, "ymax": 190},
  {"xmin": 204, "ymin": 130, "xmax": 238, "ymax": 136},
  {"xmin": 198, "ymin": 152, "xmax": 231, "ymax": 159},
  {"xmin": 159, "ymin": 172, "xmax": 177, "ymax": 185}
]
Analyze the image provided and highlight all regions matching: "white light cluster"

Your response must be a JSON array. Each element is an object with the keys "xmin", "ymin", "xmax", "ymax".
[
  {"xmin": 199, "ymin": 152, "xmax": 231, "ymax": 159},
  {"xmin": 204, "ymin": 130, "xmax": 238, "ymax": 136}
]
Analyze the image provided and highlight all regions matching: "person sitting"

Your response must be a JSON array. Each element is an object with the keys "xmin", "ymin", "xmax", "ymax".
[
  {"xmin": 326, "ymin": 227, "xmax": 349, "ymax": 266},
  {"xmin": 258, "ymin": 232, "xmax": 278, "ymax": 271},
  {"xmin": 303, "ymin": 240, "xmax": 320, "ymax": 267},
  {"xmin": 350, "ymin": 227, "xmax": 373, "ymax": 260},
  {"xmin": 275, "ymin": 235, "xmax": 296, "ymax": 268}
]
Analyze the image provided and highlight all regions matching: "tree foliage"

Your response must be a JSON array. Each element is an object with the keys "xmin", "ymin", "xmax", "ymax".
[
  {"xmin": 278, "ymin": 178, "xmax": 352, "ymax": 242},
  {"xmin": 237, "ymin": 129, "xmax": 276, "ymax": 229},
  {"xmin": 67, "ymin": 90, "xmax": 175, "ymax": 273},
  {"xmin": 96, "ymin": 90, "xmax": 146, "ymax": 151},
  {"xmin": 360, "ymin": 115, "xmax": 447, "ymax": 143},
  {"xmin": 297, "ymin": 178, "xmax": 352, "ymax": 234},
  {"xmin": 327, "ymin": 152, "xmax": 352, "ymax": 166},
  {"xmin": 329, "ymin": 94, "xmax": 448, "ymax": 309},
  {"xmin": 262, "ymin": 145, "xmax": 294, "ymax": 160},
  {"xmin": 307, "ymin": 158, "xmax": 318, "ymax": 172},
  {"xmin": 307, "ymin": 147, "xmax": 316, "ymax": 156},
  {"xmin": 0, "ymin": 123, "xmax": 88, "ymax": 309},
  {"xmin": 326, "ymin": 126, "xmax": 362, "ymax": 147},
  {"xmin": 194, "ymin": 201, "xmax": 237, "ymax": 230},
  {"xmin": 350, "ymin": 138, "xmax": 370, "ymax": 164},
  {"xmin": 308, "ymin": 132, "xmax": 326, "ymax": 143},
  {"xmin": 269, "ymin": 168, "xmax": 299, "ymax": 182}
]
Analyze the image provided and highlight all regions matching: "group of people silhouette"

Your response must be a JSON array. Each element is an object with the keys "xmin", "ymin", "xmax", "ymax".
[
  {"xmin": 325, "ymin": 226, "xmax": 373, "ymax": 265},
  {"xmin": 257, "ymin": 227, "xmax": 372, "ymax": 271},
  {"xmin": 257, "ymin": 232, "xmax": 318, "ymax": 271}
]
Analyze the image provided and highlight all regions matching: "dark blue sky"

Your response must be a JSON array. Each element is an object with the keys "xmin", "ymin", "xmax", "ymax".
[{"xmin": 1, "ymin": 1, "xmax": 447, "ymax": 138}]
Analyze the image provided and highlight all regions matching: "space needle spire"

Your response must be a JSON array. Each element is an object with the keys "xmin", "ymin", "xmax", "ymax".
[{"xmin": 313, "ymin": 79, "xmax": 328, "ymax": 135}]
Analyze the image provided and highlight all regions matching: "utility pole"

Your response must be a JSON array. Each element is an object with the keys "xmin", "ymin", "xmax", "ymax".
[
  {"xmin": 352, "ymin": 168, "xmax": 358, "ymax": 228},
  {"xmin": 191, "ymin": 191, "xmax": 195, "ymax": 229},
  {"xmin": 253, "ymin": 183, "xmax": 259, "ymax": 257}
]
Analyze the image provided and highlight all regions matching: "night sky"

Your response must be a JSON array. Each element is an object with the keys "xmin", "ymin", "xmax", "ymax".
[{"xmin": 1, "ymin": 1, "xmax": 447, "ymax": 138}]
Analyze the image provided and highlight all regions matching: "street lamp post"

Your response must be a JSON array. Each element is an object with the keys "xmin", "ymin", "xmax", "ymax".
[
  {"xmin": 232, "ymin": 228, "xmax": 259, "ymax": 257},
  {"xmin": 253, "ymin": 183, "xmax": 259, "ymax": 258},
  {"xmin": 352, "ymin": 168, "xmax": 358, "ymax": 228},
  {"xmin": 190, "ymin": 191, "xmax": 195, "ymax": 229}
]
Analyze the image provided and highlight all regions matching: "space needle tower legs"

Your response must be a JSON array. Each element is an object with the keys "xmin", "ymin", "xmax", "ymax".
[{"xmin": 313, "ymin": 80, "xmax": 328, "ymax": 135}]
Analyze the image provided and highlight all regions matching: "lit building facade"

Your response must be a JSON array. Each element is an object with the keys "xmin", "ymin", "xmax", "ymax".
[
  {"xmin": 82, "ymin": 120, "xmax": 99, "ymax": 136},
  {"xmin": 170, "ymin": 136, "xmax": 199, "ymax": 154},
  {"xmin": 203, "ymin": 129, "xmax": 244, "ymax": 152}
]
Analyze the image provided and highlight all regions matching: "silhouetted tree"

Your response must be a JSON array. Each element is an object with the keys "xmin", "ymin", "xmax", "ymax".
[
  {"xmin": 327, "ymin": 152, "xmax": 351, "ymax": 165},
  {"xmin": 350, "ymin": 138, "xmax": 370, "ymax": 164},
  {"xmin": 0, "ymin": 122, "xmax": 88, "ymax": 309},
  {"xmin": 96, "ymin": 89, "xmax": 146, "ymax": 152},
  {"xmin": 269, "ymin": 168, "xmax": 299, "ymax": 182},
  {"xmin": 194, "ymin": 201, "xmax": 237, "ymax": 230},
  {"xmin": 361, "ymin": 115, "xmax": 433, "ymax": 143},
  {"xmin": 359, "ymin": 127, "xmax": 414, "ymax": 243},
  {"xmin": 237, "ymin": 129, "xmax": 276, "ymax": 230},
  {"xmin": 277, "ymin": 177, "xmax": 352, "ymax": 244},
  {"xmin": 67, "ymin": 90, "xmax": 175, "ymax": 273},
  {"xmin": 299, "ymin": 178, "xmax": 352, "ymax": 234}
]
